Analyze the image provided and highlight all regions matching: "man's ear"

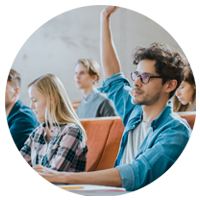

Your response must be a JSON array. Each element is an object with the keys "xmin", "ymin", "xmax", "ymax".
[
  {"xmin": 14, "ymin": 87, "xmax": 20, "ymax": 96},
  {"xmin": 92, "ymin": 74, "xmax": 98, "ymax": 83},
  {"xmin": 165, "ymin": 80, "xmax": 177, "ymax": 93}
]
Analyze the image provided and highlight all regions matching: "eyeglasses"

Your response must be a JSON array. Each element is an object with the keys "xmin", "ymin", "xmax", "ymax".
[{"xmin": 130, "ymin": 71, "xmax": 163, "ymax": 84}]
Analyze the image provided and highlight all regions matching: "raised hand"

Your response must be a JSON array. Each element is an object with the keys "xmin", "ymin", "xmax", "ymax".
[{"xmin": 101, "ymin": 6, "xmax": 119, "ymax": 18}]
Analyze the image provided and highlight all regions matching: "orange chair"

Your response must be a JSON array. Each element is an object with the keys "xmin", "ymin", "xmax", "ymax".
[
  {"xmin": 81, "ymin": 113, "xmax": 195, "ymax": 172},
  {"xmin": 96, "ymin": 118, "xmax": 124, "ymax": 170},
  {"xmin": 179, "ymin": 114, "xmax": 196, "ymax": 129},
  {"xmin": 81, "ymin": 118, "xmax": 115, "ymax": 172},
  {"xmin": 72, "ymin": 101, "xmax": 81, "ymax": 111}
]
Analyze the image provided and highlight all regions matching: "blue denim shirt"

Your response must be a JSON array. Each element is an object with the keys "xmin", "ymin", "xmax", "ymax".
[{"xmin": 98, "ymin": 72, "xmax": 191, "ymax": 191}]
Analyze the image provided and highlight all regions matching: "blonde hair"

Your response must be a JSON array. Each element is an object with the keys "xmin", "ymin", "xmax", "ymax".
[
  {"xmin": 28, "ymin": 74, "xmax": 87, "ymax": 140},
  {"xmin": 7, "ymin": 69, "xmax": 21, "ymax": 88},
  {"xmin": 77, "ymin": 59, "xmax": 101, "ymax": 83}
]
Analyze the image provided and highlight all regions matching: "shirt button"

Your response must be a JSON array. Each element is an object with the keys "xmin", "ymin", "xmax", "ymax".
[{"xmin": 133, "ymin": 125, "xmax": 135, "ymax": 128}]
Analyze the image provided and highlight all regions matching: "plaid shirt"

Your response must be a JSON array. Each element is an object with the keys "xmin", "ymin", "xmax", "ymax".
[{"xmin": 20, "ymin": 122, "xmax": 88, "ymax": 172}]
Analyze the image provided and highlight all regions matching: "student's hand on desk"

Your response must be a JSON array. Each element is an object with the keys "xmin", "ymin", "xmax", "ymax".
[
  {"xmin": 101, "ymin": 6, "xmax": 119, "ymax": 18},
  {"xmin": 33, "ymin": 165, "xmax": 68, "ymax": 183}
]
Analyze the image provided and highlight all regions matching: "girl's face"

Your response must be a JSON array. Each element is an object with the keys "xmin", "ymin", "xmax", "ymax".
[
  {"xmin": 28, "ymin": 85, "xmax": 47, "ymax": 122},
  {"xmin": 74, "ymin": 63, "xmax": 96, "ymax": 89},
  {"xmin": 175, "ymin": 81, "xmax": 195, "ymax": 105}
]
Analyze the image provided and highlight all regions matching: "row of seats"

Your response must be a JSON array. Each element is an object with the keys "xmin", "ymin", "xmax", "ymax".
[
  {"xmin": 5, "ymin": 113, "xmax": 196, "ymax": 196},
  {"xmin": 80, "ymin": 113, "xmax": 196, "ymax": 172}
]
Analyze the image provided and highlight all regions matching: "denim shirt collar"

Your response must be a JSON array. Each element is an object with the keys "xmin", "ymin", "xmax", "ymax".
[
  {"xmin": 116, "ymin": 101, "xmax": 173, "ymax": 166},
  {"xmin": 151, "ymin": 101, "xmax": 173, "ymax": 129},
  {"xmin": 126, "ymin": 101, "xmax": 173, "ymax": 131}
]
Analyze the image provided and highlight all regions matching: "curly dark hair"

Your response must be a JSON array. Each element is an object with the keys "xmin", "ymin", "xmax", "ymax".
[{"xmin": 133, "ymin": 42, "xmax": 187, "ymax": 99}]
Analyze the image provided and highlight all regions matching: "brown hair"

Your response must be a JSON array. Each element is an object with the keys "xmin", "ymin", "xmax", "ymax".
[
  {"xmin": 76, "ymin": 59, "xmax": 101, "ymax": 83},
  {"xmin": 133, "ymin": 42, "xmax": 187, "ymax": 99},
  {"xmin": 173, "ymin": 64, "xmax": 196, "ymax": 112},
  {"xmin": 7, "ymin": 69, "xmax": 21, "ymax": 88}
]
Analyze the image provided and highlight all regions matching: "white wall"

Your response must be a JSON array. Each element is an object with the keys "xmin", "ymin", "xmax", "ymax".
[{"xmin": 11, "ymin": 5, "xmax": 185, "ymax": 106}]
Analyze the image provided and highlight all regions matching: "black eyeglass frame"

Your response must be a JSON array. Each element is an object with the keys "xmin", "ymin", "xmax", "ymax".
[{"xmin": 130, "ymin": 71, "xmax": 163, "ymax": 84}]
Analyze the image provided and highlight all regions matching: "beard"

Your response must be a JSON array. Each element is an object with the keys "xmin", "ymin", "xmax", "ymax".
[{"xmin": 132, "ymin": 90, "xmax": 161, "ymax": 105}]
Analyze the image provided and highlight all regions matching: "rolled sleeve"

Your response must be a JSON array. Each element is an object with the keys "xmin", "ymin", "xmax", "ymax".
[
  {"xmin": 126, "ymin": 122, "xmax": 190, "ymax": 191},
  {"xmin": 116, "ymin": 164, "xmax": 135, "ymax": 191}
]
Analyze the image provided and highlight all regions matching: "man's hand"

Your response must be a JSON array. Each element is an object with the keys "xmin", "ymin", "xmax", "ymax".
[
  {"xmin": 101, "ymin": 6, "xmax": 119, "ymax": 18},
  {"xmin": 33, "ymin": 165, "xmax": 122, "ymax": 187},
  {"xmin": 33, "ymin": 165, "xmax": 68, "ymax": 183},
  {"xmin": 100, "ymin": 5, "xmax": 121, "ymax": 79}
]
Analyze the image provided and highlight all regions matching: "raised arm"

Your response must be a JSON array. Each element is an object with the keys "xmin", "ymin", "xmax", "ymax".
[{"xmin": 100, "ymin": 6, "xmax": 121, "ymax": 79}]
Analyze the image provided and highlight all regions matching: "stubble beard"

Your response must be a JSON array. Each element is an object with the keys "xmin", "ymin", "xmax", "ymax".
[{"xmin": 132, "ymin": 92, "xmax": 161, "ymax": 105}]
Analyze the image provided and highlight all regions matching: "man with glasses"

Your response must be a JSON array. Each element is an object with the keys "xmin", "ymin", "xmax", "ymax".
[
  {"xmin": 5, "ymin": 69, "xmax": 39, "ymax": 152},
  {"xmin": 34, "ymin": 6, "xmax": 191, "ymax": 192}
]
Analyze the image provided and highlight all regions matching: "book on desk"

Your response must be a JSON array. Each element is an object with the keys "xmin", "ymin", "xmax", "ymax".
[{"xmin": 54, "ymin": 184, "xmax": 127, "ymax": 196}]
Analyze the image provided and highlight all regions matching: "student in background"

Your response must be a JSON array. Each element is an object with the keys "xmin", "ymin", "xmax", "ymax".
[
  {"xmin": 6, "ymin": 69, "xmax": 39, "ymax": 150},
  {"xmin": 20, "ymin": 74, "xmax": 87, "ymax": 172},
  {"xmin": 74, "ymin": 59, "xmax": 117, "ymax": 118},
  {"xmin": 173, "ymin": 64, "xmax": 196, "ymax": 112}
]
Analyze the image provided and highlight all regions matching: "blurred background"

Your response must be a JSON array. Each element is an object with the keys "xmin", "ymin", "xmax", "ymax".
[{"xmin": 11, "ymin": 5, "xmax": 185, "ymax": 106}]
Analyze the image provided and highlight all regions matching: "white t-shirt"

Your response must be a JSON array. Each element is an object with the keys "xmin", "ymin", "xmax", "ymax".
[{"xmin": 121, "ymin": 121, "xmax": 151, "ymax": 165}]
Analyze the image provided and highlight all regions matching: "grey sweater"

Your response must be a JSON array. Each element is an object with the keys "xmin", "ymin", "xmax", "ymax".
[{"xmin": 76, "ymin": 89, "xmax": 117, "ymax": 118}]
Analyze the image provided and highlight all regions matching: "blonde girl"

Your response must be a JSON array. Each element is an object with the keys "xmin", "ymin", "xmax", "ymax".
[{"xmin": 20, "ymin": 74, "xmax": 87, "ymax": 172}]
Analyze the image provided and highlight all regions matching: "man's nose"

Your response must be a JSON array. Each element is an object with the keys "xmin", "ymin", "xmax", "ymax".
[{"xmin": 134, "ymin": 76, "xmax": 142, "ymax": 87}]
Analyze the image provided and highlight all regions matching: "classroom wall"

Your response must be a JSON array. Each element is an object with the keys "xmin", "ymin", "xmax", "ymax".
[{"xmin": 11, "ymin": 5, "xmax": 185, "ymax": 106}]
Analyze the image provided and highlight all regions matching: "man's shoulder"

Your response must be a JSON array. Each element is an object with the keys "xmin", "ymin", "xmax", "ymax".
[
  {"xmin": 95, "ymin": 92, "xmax": 108, "ymax": 101},
  {"xmin": 170, "ymin": 112, "xmax": 191, "ymax": 128},
  {"xmin": 9, "ymin": 101, "xmax": 38, "ymax": 123},
  {"xmin": 158, "ymin": 111, "xmax": 191, "ymax": 132},
  {"xmin": 20, "ymin": 103, "xmax": 34, "ymax": 113}
]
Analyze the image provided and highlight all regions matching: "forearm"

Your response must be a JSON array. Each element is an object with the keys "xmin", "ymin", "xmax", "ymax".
[
  {"xmin": 100, "ymin": 12, "xmax": 121, "ymax": 79},
  {"xmin": 63, "ymin": 168, "xmax": 122, "ymax": 187}
]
